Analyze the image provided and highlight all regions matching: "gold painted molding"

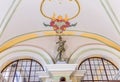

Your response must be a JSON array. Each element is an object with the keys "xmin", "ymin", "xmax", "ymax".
[
  {"xmin": 44, "ymin": 31, "xmax": 75, "ymax": 36},
  {"xmin": 40, "ymin": 0, "xmax": 80, "ymax": 20},
  {"xmin": 0, "ymin": 31, "xmax": 120, "ymax": 53},
  {"xmin": 0, "ymin": 33, "xmax": 38, "ymax": 52},
  {"xmin": 81, "ymin": 33, "xmax": 120, "ymax": 51}
]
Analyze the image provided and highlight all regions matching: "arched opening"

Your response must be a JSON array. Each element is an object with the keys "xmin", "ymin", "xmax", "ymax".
[
  {"xmin": 1, "ymin": 59, "xmax": 44, "ymax": 82},
  {"xmin": 78, "ymin": 57, "xmax": 119, "ymax": 82},
  {"xmin": 60, "ymin": 77, "xmax": 66, "ymax": 82}
]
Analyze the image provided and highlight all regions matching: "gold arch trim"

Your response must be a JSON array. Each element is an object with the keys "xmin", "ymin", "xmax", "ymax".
[
  {"xmin": 40, "ymin": 0, "xmax": 80, "ymax": 20},
  {"xmin": 81, "ymin": 33, "xmax": 120, "ymax": 51},
  {"xmin": 0, "ymin": 33, "xmax": 38, "ymax": 53},
  {"xmin": 0, "ymin": 31, "xmax": 120, "ymax": 53},
  {"xmin": 40, "ymin": 0, "xmax": 52, "ymax": 19},
  {"xmin": 69, "ymin": 0, "xmax": 80, "ymax": 20}
]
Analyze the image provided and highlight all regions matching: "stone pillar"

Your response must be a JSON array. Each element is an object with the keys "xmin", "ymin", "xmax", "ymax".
[
  {"xmin": 45, "ymin": 64, "xmax": 77, "ymax": 82},
  {"xmin": 71, "ymin": 70, "xmax": 86, "ymax": 82}
]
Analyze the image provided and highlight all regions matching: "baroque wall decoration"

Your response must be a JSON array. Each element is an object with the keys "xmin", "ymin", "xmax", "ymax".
[{"xmin": 40, "ymin": 0, "xmax": 80, "ymax": 33}]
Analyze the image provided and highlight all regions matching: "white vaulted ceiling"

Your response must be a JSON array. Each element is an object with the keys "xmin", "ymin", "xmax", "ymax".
[{"xmin": 0, "ymin": 0, "xmax": 120, "ymax": 55}]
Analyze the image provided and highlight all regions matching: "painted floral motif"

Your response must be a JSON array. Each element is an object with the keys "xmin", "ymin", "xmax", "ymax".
[
  {"xmin": 41, "ymin": 0, "xmax": 80, "ymax": 33},
  {"xmin": 44, "ymin": 17, "xmax": 77, "ymax": 33},
  {"xmin": 50, "ymin": 19, "xmax": 70, "ymax": 33}
]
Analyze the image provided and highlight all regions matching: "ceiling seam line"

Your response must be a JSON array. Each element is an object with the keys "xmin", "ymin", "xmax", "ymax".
[{"xmin": 99, "ymin": 0, "xmax": 120, "ymax": 35}]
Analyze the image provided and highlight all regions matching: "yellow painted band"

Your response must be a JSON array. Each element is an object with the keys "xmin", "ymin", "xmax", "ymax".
[
  {"xmin": 81, "ymin": 33, "xmax": 120, "ymax": 51},
  {"xmin": 44, "ymin": 31, "xmax": 57, "ymax": 36},
  {"xmin": 44, "ymin": 31, "xmax": 75, "ymax": 36},
  {"xmin": 0, "ymin": 33, "xmax": 38, "ymax": 52},
  {"xmin": 62, "ymin": 31, "xmax": 75, "ymax": 35},
  {"xmin": 0, "ymin": 31, "xmax": 120, "ymax": 53}
]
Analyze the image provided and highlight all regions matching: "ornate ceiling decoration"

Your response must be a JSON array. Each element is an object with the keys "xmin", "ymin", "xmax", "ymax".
[{"xmin": 40, "ymin": 0, "xmax": 80, "ymax": 33}]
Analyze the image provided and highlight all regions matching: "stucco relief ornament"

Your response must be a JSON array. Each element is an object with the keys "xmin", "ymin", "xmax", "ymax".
[{"xmin": 40, "ymin": 0, "xmax": 80, "ymax": 33}]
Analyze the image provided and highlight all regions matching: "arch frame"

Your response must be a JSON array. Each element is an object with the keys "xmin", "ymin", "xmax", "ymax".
[
  {"xmin": 0, "ymin": 45, "xmax": 54, "ymax": 71},
  {"xmin": 69, "ymin": 44, "xmax": 120, "ymax": 69}
]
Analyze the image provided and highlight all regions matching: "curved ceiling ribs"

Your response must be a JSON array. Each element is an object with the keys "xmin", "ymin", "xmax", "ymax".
[
  {"xmin": 0, "ymin": 31, "xmax": 120, "ymax": 53},
  {"xmin": 0, "ymin": 0, "xmax": 21, "ymax": 37},
  {"xmin": 0, "ymin": 0, "xmax": 120, "ymax": 54},
  {"xmin": 100, "ymin": 0, "xmax": 120, "ymax": 35}
]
